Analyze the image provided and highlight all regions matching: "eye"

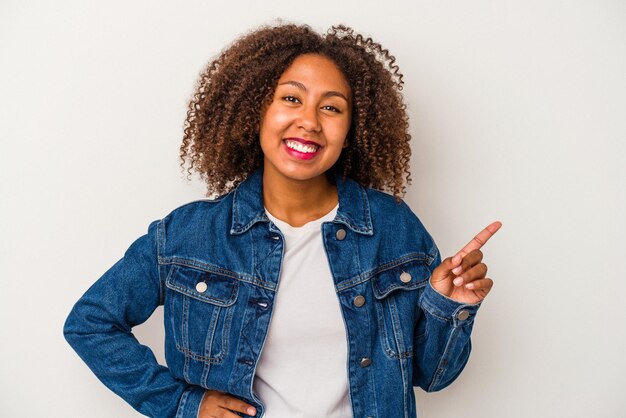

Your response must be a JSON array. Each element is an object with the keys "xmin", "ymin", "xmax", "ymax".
[
  {"xmin": 322, "ymin": 105, "xmax": 341, "ymax": 113},
  {"xmin": 282, "ymin": 95, "xmax": 301, "ymax": 104}
]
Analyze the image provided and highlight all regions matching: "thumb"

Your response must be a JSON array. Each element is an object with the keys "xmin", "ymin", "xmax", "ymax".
[{"xmin": 432, "ymin": 253, "xmax": 462, "ymax": 283}]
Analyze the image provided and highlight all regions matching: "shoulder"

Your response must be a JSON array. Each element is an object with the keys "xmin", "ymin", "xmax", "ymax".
[
  {"xmin": 362, "ymin": 185, "xmax": 439, "ymax": 258},
  {"xmin": 159, "ymin": 192, "xmax": 235, "ymax": 234},
  {"xmin": 365, "ymin": 187, "xmax": 409, "ymax": 211},
  {"xmin": 364, "ymin": 187, "xmax": 419, "ymax": 226},
  {"xmin": 166, "ymin": 194, "xmax": 231, "ymax": 217}
]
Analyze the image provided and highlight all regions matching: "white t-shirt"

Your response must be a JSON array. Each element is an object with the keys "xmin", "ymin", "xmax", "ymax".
[{"xmin": 253, "ymin": 205, "xmax": 352, "ymax": 418}]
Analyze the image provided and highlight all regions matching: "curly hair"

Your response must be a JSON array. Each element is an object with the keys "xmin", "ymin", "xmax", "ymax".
[{"xmin": 180, "ymin": 22, "xmax": 412, "ymax": 198}]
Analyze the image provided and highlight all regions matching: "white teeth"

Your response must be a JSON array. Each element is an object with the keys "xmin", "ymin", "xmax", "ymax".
[{"xmin": 285, "ymin": 140, "xmax": 319, "ymax": 153}]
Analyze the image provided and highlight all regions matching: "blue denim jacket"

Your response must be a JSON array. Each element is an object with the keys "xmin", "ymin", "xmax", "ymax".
[{"xmin": 64, "ymin": 169, "xmax": 481, "ymax": 418}]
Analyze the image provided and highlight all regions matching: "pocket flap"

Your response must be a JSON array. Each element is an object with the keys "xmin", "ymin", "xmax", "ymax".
[
  {"xmin": 166, "ymin": 264, "xmax": 239, "ymax": 307},
  {"xmin": 372, "ymin": 260, "xmax": 431, "ymax": 299}
]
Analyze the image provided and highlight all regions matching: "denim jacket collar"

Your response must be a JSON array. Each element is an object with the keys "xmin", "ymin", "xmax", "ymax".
[{"xmin": 230, "ymin": 168, "xmax": 373, "ymax": 236}]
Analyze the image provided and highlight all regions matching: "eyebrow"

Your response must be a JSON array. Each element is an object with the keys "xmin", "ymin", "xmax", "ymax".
[{"xmin": 278, "ymin": 80, "xmax": 350, "ymax": 103}]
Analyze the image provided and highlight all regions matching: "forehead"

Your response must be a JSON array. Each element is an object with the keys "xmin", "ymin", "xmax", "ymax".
[{"xmin": 278, "ymin": 54, "xmax": 351, "ymax": 93}]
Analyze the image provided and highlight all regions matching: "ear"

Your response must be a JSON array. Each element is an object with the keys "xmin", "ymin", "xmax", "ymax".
[{"xmin": 342, "ymin": 138, "xmax": 349, "ymax": 149}]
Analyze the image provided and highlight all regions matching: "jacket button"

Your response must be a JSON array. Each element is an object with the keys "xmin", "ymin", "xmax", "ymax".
[
  {"xmin": 399, "ymin": 271, "xmax": 412, "ymax": 283},
  {"xmin": 336, "ymin": 228, "xmax": 347, "ymax": 240},
  {"xmin": 195, "ymin": 282, "xmax": 208, "ymax": 293},
  {"xmin": 456, "ymin": 310, "xmax": 470, "ymax": 321},
  {"xmin": 359, "ymin": 357, "xmax": 372, "ymax": 368},
  {"xmin": 353, "ymin": 295, "xmax": 366, "ymax": 307}
]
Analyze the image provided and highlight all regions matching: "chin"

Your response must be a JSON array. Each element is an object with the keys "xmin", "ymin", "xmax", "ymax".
[{"xmin": 279, "ymin": 167, "xmax": 329, "ymax": 182}]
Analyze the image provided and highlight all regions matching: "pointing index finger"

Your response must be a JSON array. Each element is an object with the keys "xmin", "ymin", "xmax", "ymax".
[{"xmin": 456, "ymin": 221, "xmax": 502, "ymax": 258}]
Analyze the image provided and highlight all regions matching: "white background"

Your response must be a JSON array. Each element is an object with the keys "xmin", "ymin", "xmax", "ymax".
[{"xmin": 1, "ymin": 1, "xmax": 624, "ymax": 417}]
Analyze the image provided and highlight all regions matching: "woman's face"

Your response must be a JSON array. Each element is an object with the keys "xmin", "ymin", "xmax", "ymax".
[{"xmin": 259, "ymin": 53, "xmax": 352, "ymax": 185}]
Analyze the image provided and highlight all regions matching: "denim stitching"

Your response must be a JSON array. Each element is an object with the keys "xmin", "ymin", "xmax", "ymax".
[
  {"xmin": 203, "ymin": 305, "xmax": 220, "ymax": 362},
  {"xmin": 176, "ymin": 344, "xmax": 226, "ymax": 364},
  {"xmin": 399, "ymin": 357, "xmax": 410, "ymax": 418},
  {"xmin": 389, "ymin": 296, "xmax": 409, "ymax": 357},
  {"xmin": 170, "ymin": 287, "xmax": 236, "ymax": 364},
  {"xmin": 375, "ymin": 297, "xmax": 413, "ymax": 360},
  {"xmin": 233, "ymin": 214, "xmax": 271, "ymax": 234},
  {"xmin": 159, "ymin": 258, "xmax": 247, "ymax": 280},
  {"xmin": 420, "ymin": 292, "xmax": 478, "ymax": 325},
  {"xmin": 420, "ymin": 301, "xmax": 453, "ymax": 323},
  {"xmin": 182, "ymin": 294, "xmax": 191, "ymax": 382},
  {"xmin": 166, "ymin": 280, "xmax": 238, "ymax": 307},
  {"xmin": 336, "ymin": 253, "xmax": 433, "ymax": 292},
  {"xmin": 428, "ymin": 325, "xmax": 460, "ymax": 391},
  {"xmin": 175, "ymin": 305, "xmax": 232, "ymax": 364},
  {"xmin": 175, "ymin": 388, "xmax": 189, "ymax": 418},
  {"xmin": 159, "ymin": 257, "xmax": 276, "ymax": 290},
  {"xmin": 374, "ymin": 299, "xmax": 395, "ymax": 358},
  {"xmin": 252, "ymin": 224, "xmax": 283, "ymax": 274},
  {"xmin": 360, "ymin": 186, "xmax": 372, "ymax": 231},
  {"xmin": 156, "ymin": 219, "xmax": 165, "ymax": 304}
]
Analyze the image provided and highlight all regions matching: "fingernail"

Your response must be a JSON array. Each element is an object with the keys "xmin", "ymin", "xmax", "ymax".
[
  {"xmin": 452, "ymin": 254, "xmax": 462, "ymax": 264},
  {"xmin": 453, "ymin": 277, "xmax": 463, "ymax": 286},
  {"xmin": 248, "ymin": 407, "xmax": 257, "ymax": 415},
  {"xmin": 465, "ymin": 283, "xmax": 474, "ymax": 289},
  {"xmin": 452, "ymin": 266, "xmax": 463, "ymax": 275}
]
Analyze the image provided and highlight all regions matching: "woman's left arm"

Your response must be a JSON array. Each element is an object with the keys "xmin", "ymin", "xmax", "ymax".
[{"xmin": 413, "ymin": 221, "xmax": 502, "ymax": 391}]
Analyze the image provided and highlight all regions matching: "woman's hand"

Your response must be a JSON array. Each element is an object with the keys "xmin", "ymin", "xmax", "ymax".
[
  {"xmin": 430, "ymin": 221, "xmax": 502, "ymax": 305},
  {"xmin": 199, "ymin": 390, "xmax": 257, "ymax": 418}
]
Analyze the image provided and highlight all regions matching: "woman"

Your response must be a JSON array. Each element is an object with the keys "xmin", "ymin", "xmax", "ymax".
[{"xmin": 64, "ymin": 23, "xmax": 501, "ymax": 418}]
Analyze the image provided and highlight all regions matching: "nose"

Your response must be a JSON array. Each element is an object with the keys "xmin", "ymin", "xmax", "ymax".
[{"xmin": 297, "ymin": 104, "xmax": 321, "ymax": 133}]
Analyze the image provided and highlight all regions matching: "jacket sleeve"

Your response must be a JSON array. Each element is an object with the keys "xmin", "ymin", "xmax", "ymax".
[
  {"xmin": 412, "ymin": 250, "xmax": 482, "ymax": 392},
  {"xmin": 63, "ymin": 219, "xmax": 205, "ymax": 418}
]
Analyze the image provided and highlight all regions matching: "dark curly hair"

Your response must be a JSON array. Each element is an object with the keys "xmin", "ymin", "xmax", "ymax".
[{"xmin": 180, "ymin": 22, "xmax": 412, "ymax": 197}]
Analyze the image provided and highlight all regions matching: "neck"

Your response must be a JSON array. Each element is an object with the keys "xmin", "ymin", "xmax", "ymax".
[{"xmin": 262, "ymin": 165, "xmax": 338, "ymax": 227}]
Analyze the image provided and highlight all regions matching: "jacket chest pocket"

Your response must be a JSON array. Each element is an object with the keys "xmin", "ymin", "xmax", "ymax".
[
  {"xmin": 165, "ymin": 264, "xmax": 239, "ymax": 364},
  {"xmin": 372, "ymin": 260, "xmax": 431, "ymax": 360}
]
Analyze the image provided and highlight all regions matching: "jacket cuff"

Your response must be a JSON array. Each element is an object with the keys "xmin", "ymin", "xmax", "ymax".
[
  {"xmin": 420, "ymin": 280, "xmax": 482, "ymax": 327},
  {"xmin": 175, "ymin": 386, "xmax": 205, "ymax": 418}
]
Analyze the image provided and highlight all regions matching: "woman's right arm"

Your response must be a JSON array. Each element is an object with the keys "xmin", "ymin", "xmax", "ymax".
[{"xmin": 63, "ymin": 219, "xmax": 206, "ymax": 418}]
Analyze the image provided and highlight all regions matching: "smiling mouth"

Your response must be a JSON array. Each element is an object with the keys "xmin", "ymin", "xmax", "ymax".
[{"xmin": 283, "ymin": 139, "xmax": 321, "ymax": 154}]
